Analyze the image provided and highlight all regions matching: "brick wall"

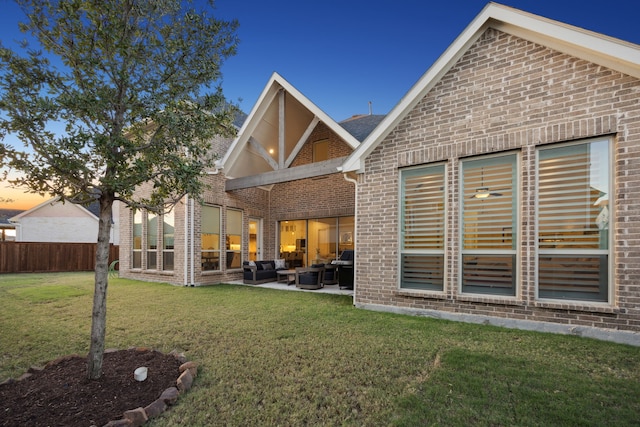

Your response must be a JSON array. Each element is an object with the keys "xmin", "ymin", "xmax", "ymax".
[
  {"xmin": 355, "ymin": 29, "xmax": 640, "ymax": 334},
  {"xmin": 119, "ymin": 117, "xmax": 357, "ymax": 285}
]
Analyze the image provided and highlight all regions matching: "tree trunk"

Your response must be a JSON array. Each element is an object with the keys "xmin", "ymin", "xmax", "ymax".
[{"xmin": 87, "ymin": 193, "xmax": 114, "ymax": 380}]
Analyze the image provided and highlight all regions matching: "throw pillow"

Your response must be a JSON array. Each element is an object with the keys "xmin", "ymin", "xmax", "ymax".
[
  {"xmin": 248, "ymin": 261, "xmax": 256, "ymax": 267},
  {"xmin": 262, "ymin": 262, "xmax": 273, "ymax": 270},
  {"xmin": 274, "ymin": 259, "xmax": 286, "ymax": 269}
]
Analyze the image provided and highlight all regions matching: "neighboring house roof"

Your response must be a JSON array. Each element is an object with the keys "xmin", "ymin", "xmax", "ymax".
[
  {"xmin": 0, "ymin": 209, "xmax": 23, "ymax": 228},
  {"xmin": 232, "ymin": 109, "xmax": 248, "ymax": 129},
  {"xmin": 219, "ymin": 72, "xmax": 363, "ymax": 180},
  {"xmin": 341, "ymin": 2, "xmax": 640, "ymax": 173},
  {"xmin": 339, "ymin": 114, "xmax": 386, "ymax": 142},
  {"xmin": 10, "ymin": 197, "xmax": 99, "ymax": 223}
]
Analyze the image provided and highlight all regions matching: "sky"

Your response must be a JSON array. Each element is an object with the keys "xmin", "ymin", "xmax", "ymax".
[{"xmin": 1, "ymin": 0, "xmax": 639, "ymax": 210}]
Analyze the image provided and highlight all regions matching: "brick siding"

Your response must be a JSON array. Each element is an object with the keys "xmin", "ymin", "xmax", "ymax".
[
  {"xmin": 119, "ymin": 122, "xmax": 356, "ymax": 285},
  {"xmin": 355, "ymin": 29, "xmax": 640, "ymax": 333}
]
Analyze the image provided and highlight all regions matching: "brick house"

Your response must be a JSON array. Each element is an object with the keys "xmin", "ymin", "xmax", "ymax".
[
  {"xmin": 119, "ymin": 4, "xmax": 640, "ymax": 344},
  {"xmin": 341, "ymin": 3, "xmax": 640, "ymax": 344},
  {"xmin": 118, "ymin": 72, "xmax": 382, "ymax": 286}
]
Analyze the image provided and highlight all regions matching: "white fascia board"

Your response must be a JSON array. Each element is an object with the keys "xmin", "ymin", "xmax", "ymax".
[
  {"xmin": 341, "ymin": 4, "xmax": 492, "ymax": 173},
  {"xmin": 221, "ymin": 72, "xmax": 361, "ymax": 175},
  {"xmin": 275, "ymin": 74, "xmax": 361, "ymax": 150},
  {"xmin": 341, "ymin": 2, "xmax": 640, "ymax": 173},
  {"xmin": 9, "ymin": 196, "xmax": 61, "ymax": 221},
  {"xmin": 219, "ymin": 74, "xmax": 282, "ymax": 173},
  {"xmin": 488, "ymin": 4, "xmax": 640, "ymax": 78}
]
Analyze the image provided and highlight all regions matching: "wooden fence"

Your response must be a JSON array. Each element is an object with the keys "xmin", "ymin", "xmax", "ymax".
[{"xmin": 0, "ymin": 242, "xmax": 119, "ymax": 274}]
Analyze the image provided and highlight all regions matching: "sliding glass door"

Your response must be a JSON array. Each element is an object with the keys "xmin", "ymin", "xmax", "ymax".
[{"xmin": 279, "ymin": 216, "xmax": 354, "ymax": 267}]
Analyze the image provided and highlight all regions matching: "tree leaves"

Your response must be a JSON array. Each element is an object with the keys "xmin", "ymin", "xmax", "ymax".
[{"xmin": 0, "ymin": 0, "xmax": 239, "ymax": 210}]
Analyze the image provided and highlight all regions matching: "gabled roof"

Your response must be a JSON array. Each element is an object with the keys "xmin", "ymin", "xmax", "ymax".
[
  {"xmin": 341, "ymin": 2, "xmax": 640, "ymax": 173},
  {"xmin": 9, "ymin": 197, "xmax": 98, "ymax": 222},
  {"xmin": 0, "ymin": 209, "xmax": 23, "ymax": 227},
  {"xmin": 219, "ymin": 72, "xmax": 362, "ymax": 179},
  {"xmin": 339, "ymin": 114, "xmax": 386, "ymax": 142}
]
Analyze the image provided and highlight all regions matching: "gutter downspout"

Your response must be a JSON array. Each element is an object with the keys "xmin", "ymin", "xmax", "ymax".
[
  {"xmin": 190, "ymin": 197, "xmax": 195, "ymax": 286},
  {"xmin": 183, "ymin": 195, "xmax": 189, "ymax": 286},
  {"xmin": 342, "ymin": 171, "xmax": 358, "ymax": 305}
]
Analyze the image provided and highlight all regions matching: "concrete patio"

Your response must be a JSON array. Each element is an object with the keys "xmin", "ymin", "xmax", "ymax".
[{"xmin": 229, "ymin": 279, "xmax": 354, "ymax": 296}]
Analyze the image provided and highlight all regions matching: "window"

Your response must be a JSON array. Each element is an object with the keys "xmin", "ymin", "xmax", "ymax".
[
  {"xmin": 461, "ymin": 154, "xmax": 517, "ymax": 296},
  {"xmin": 201, "ymin": 205, "xmax": 220, "ymax": 271},
  {"xmin": 338, "ymin": 217, "xmax": 354, "ymax": 255},
  {"xmin": 313, "ymin": 140, "xmax": 329, "ymax": 162},
  {"xmin": 537, "ymin": 139, "xmax": 610, "ymax": 302},
  {"xmin": 226, "ymin": 209, "xmax": 242, "ymax": 269},
  {"xmin": 146, "ymin": 213, "xmax": 158, "ymax": 270},
  {"xmin": 132, "ymin": 210, "xmax": 142, "ymax": 269},
  {"xmin": 162, "ymin": 210, "xmax": 174, "ymax": 271},
  {"xmin": 400, "ymin": 165, "xmax": 446, "ymax": 291}
]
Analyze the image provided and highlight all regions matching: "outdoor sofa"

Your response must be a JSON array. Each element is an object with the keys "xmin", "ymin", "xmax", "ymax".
[{"xmin": 242, "ymin": 259, "xmax": 286, "ymax": 285}]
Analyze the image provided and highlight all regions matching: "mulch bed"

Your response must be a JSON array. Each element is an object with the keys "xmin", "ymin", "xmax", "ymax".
[{"xmin": 0, "ymin": 349, "xmax": 183, "ymax": 427}]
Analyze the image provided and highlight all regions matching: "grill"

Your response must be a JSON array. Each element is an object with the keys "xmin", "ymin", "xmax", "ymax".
[{"xmin": 332, "ymin": 250, "xmax": 354, "ymax": 290}]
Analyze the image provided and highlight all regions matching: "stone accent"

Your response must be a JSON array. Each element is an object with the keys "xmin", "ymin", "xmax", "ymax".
[
  {"xmin": 176, "ymin": 368, "xmax": 193, "ymax": 392},
  {"xmin": 179, "ymin": 361, "xmax": 198, "ymax": 378},
  {"xmin": 123, "ymin": 407, "xmax": 148, "ymax": 427},
  {"xmin": 1, "ymin": 349, "xmax": 198, "ymax": 427},
  {"xmin": 159, "ymin": 387, "xmax": 180, "ymax": 405},
  {"xmin": 143, "ymin": 398, "xmax": 167, "ymax": 419}
]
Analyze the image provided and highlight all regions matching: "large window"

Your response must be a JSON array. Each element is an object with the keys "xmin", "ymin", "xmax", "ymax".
[
  {"xmin": 132, "ymin": 210, "xmax": 142, "ymax": 269},
  {"xmin": 278, "ymin": 217, "xmax": 354, "ymax": 268},
  {"xmin": 461, "ymin": 154, "xmax": 517, "ymax": 296},
  {"xmin": 226, "ymin": 209, "xmax": 242, "ymax": 269},
  {"xmin": 537, "ymin": 139, "xmax": 610, "ymax": 302},
  {"xmin": 162, "ymin": 210, "xmax": 174, "ymax": 271},
  {"xmin": 400, "ymin": 165, "xmax": 445, "ymax": 291},
  {"xmin": 201, "ymin": 205, "xmax": 220, "ymax": 271},
  {"xmin": 146, "ymin": 212, "xmax": 158, "ymax": 270}
]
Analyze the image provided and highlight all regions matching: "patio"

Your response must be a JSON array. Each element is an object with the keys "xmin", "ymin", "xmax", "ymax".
[{"xmin": 230, "ymin": 279, "xmax": 354, "ymax": 296}]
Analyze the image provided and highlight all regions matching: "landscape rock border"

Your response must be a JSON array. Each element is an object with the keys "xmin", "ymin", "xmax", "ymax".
[{"xmin": 1, "ymin": 347, "xmax": 197, "ymax": 427}]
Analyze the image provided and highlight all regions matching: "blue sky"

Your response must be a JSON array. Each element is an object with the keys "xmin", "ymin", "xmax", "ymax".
[
  {"xmin": 1, "ymin": 0, "xmax": 639, "ymax": 209},
  {"xmin": 212, "ymin": 0, "xmax": 640, "ymax": 120}
]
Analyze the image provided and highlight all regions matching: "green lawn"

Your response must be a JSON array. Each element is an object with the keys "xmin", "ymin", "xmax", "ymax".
[{"xmin": 1, "ymin": 272, "xmax": 639, "ymax": 426}]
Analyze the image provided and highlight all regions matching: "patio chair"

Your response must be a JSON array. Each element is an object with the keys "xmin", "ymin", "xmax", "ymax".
[
  {"xmin": 322, "ymin": 264, "xmax": 338, "ymax": 285},
  {"xmin": 295, "ymin": 265, "xmax": 324, "ymax": 290}
]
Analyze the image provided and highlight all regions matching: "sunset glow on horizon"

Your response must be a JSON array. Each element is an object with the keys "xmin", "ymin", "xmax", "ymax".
[{"xmin": 0, "ymin": 183, "xmax": 49, "ymax": 210}]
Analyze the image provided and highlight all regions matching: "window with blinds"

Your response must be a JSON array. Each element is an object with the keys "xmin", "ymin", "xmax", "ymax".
[
  {"xmin": 201, "ymin": 205, "xmax": 220, "ymax": 271},
  {"xmin": 400, "ymin": 165, "xmax": 445, "ymax": 291},
  {"xmin": 537, "ymin": 139, "xmax": 610, "ymax": 302},
  {"xmin": 132, "ymin": 209, "xmax": 142, "ymax": 269},
  {"xmin": 147, "ymin": 212, "xmax": 158, "ymax": 270},
  {"xmin": 461, "ymin": 154, "xmax": 517, "ymax": 296},
  {"xmin": 162, "ymin": 210, "xmax": 174, "ymax": 271}
]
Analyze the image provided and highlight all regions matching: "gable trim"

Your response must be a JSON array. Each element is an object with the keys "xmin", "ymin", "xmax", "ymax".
[
  {"xmin": 341, "ymin": 2, "xmax": 640, "ymax": 173},
  {"xmin": 220, "ymin": 72, "xmax": 361, "ymax": 178}
]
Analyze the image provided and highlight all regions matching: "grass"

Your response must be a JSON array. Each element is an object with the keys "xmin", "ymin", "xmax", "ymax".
[{"xmin": 1, "ymin": 273, "xmax": 639, "ymax": 426}]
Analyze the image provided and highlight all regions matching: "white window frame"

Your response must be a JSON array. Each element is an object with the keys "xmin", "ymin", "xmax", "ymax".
[
  {"xmin": 226, "ymin": 208, "xmax": 243, "ymax": 270},
  {"xmin": 535, "ymin": 137, "xmax": 613, "ymax": 304},
  {"xmin": 459, "ymin": 152, "xmax": 519, "ymax": 297},
  {"xmin": 161, "ymin": 210, "xmax": 175, "ymax": 271},
  {"xmin": 201, "ymin": 205, "xmax": 221, "ymax": 272},
  {"xmin": 399, "ymin": 163, "xmax": 447, "ymax": 292},
  {"xmin": 132, "ymin": 209, "xmax": 142, "ymax": 269}
]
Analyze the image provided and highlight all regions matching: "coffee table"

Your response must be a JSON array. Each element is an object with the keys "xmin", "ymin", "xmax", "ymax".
[{"xmin": 276, "ymin": 269, "xmax": 297, "ymax": 285}]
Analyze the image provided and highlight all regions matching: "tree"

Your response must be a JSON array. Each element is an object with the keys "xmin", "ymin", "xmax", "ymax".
[{"xmin": 0, "ymin": 0, "xmax": 239, "ymax": 379}]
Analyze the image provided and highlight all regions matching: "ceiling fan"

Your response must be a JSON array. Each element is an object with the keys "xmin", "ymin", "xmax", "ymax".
[{"xmin": 471, "ymin": 186, "xmax": 503, "ymax": 199}]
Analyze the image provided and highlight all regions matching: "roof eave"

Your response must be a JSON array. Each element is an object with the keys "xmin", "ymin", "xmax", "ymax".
[
  {"xmin": 341, "ymin": 2, "xmax": 640, "ymax": 173},
  {"xmin": 220, "ymin": 72, "xmax": 361, "ymax": 176}
]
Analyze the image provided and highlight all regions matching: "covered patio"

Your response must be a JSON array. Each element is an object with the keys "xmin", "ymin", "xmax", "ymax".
[{"xmin": 230, "ymin": 279, "xmax": 354, "ymax": 296}]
